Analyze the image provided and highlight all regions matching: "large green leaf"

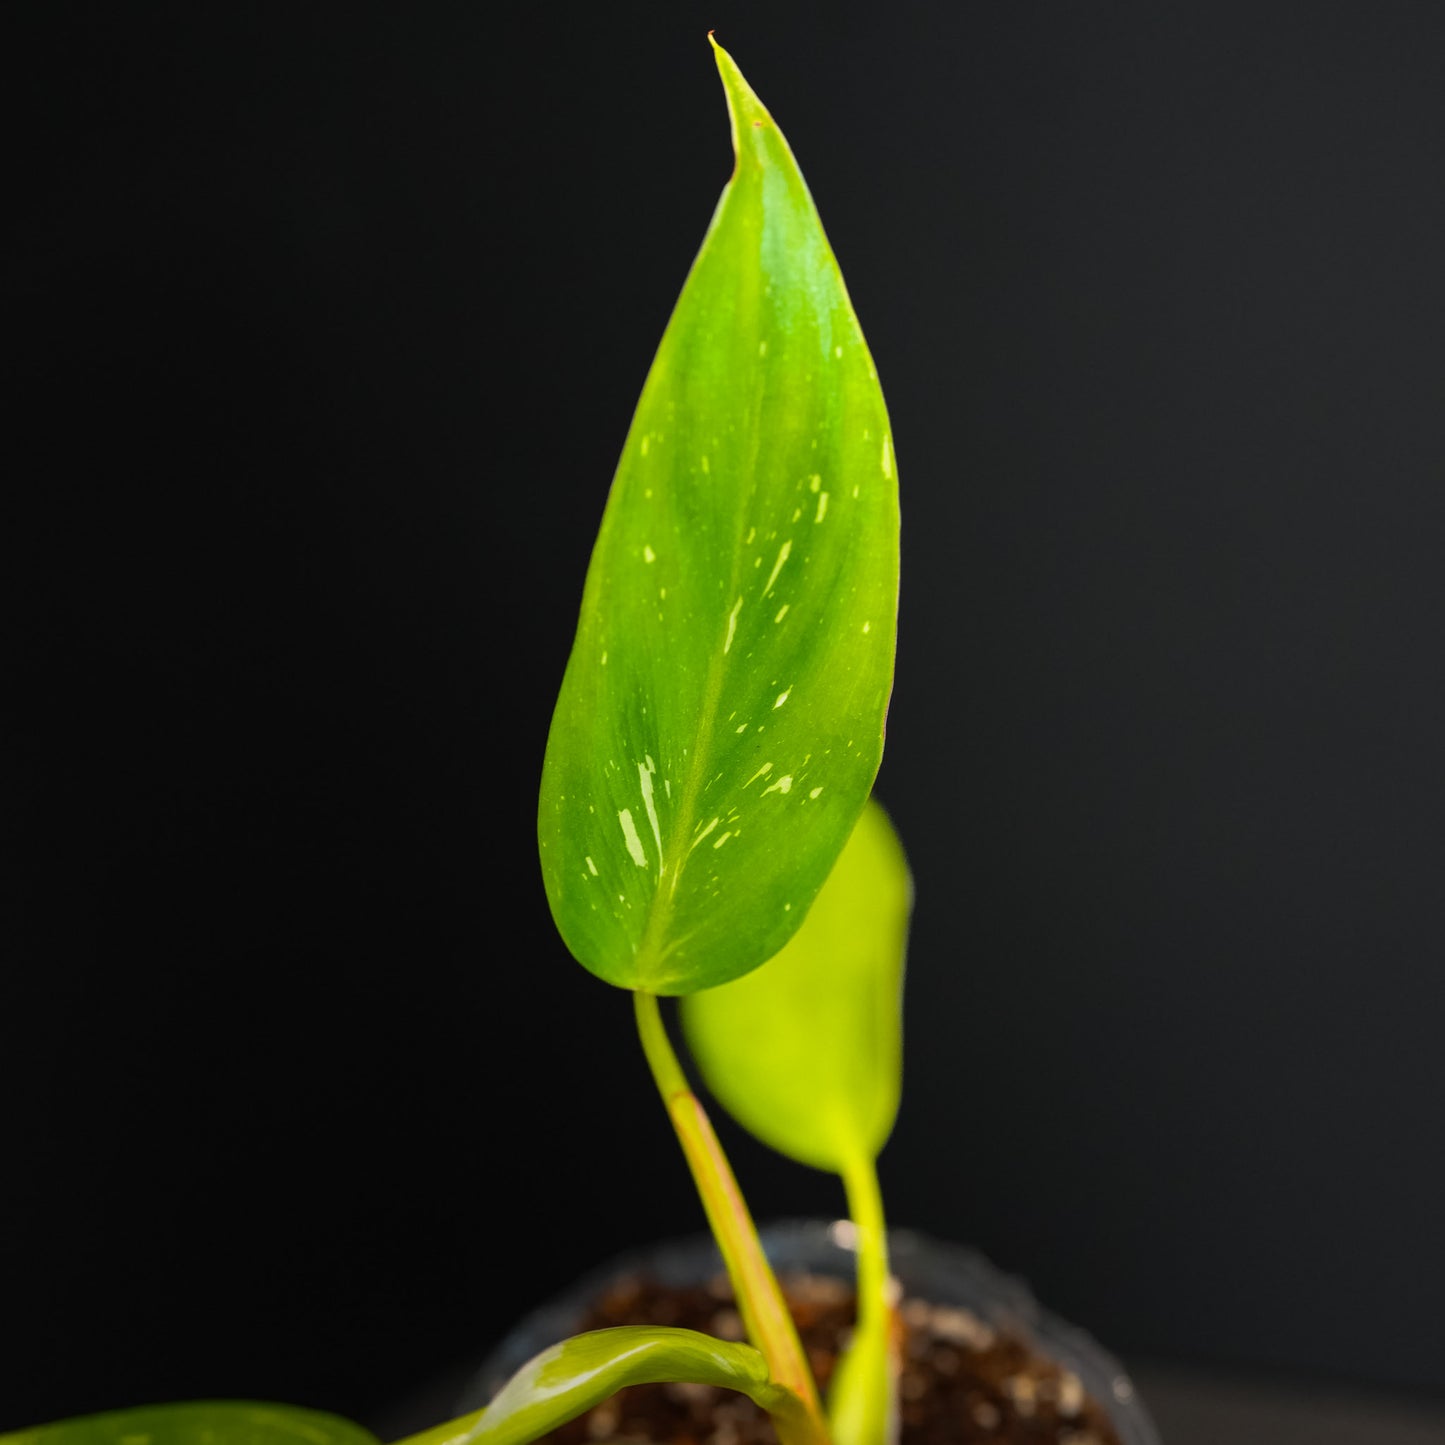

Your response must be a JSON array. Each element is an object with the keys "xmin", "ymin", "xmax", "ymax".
[
  {"xmin": 0, "ymin": 1402, "xmax": 380, "ymax": 1445},
  {"xmin": 397, "ymin": 1327, "xmax": 813, "ymax": 1445},
  {"xmin": 538, "ymin": 38, "xmax": 900, "ymax": 995},
  {"xmin": 680, "ymin": 796, "xmax": 912, "ymax": 1174}
]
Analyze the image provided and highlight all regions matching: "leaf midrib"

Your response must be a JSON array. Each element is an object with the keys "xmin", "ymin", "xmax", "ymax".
[{"xmin": 632, "ymin": 267, "xmax": 769, "ymax": 989}]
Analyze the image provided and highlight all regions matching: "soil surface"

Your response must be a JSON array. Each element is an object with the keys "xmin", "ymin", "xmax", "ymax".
[{"xmin": 528, "ymin": 1267, "xmax": 1123, "ymax": 1445}]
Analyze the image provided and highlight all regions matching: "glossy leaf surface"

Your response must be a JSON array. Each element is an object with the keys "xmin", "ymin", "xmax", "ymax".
[
  {"xmin": 443, "ymin": 1327, "xmax": 814, "ymax": 1445},
  {"xmin": 680, "ymin": 796, "xmax": 912, "ymax": 1173},
  {"xmin": 0, "ymin": 1402, "xmax": 380, "ymax": 1445},
  {"xmin": 538, "ymin": 39, "xmax": 899, "ymax": 995}
]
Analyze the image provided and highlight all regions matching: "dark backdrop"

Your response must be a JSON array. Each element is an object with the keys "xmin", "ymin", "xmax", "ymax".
[{"xmin": 9, "ymin": 1, "xmax": 1445, "ymax": 1435}]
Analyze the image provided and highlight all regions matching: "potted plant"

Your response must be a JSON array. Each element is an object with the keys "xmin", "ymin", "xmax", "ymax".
[{"xmin": 2, "ymin": 36, "xmax": 1160, "ymax": 1445}]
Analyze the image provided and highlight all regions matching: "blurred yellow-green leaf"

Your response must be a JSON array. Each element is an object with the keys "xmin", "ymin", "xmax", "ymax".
[
  {"xmin": 680, "ymin": 796, "xmax": 912, "ymax": 1173},
  {"xmin": 0, "ymin": 1402, "xmax": 380, "ymax": 1445}
]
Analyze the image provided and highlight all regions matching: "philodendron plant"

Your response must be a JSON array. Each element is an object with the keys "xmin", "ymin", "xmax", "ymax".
[{"xmin": 2, "ymin": 35, "xmax": 911, "ymax": 1445}]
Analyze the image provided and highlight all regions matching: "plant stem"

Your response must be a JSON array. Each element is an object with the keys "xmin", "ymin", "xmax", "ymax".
[
  {"xmin": 829, "ymin": 1154, "xmax": 898, "ymax": 1445},
  {"xmin": 634, "ymin": 990, "xmax": 830, "ymax": 1445},
  {"xmin": 841, "ymin": 1153, "xmax": 891, "ymax": 1374},
  {"xmin": 390, "ymin": 1410, "xmax": 484, "ymax": 1445}
]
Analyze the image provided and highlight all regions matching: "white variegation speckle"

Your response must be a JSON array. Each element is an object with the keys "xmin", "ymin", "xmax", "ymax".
[
  {"xmin": 724, "ymin": 596, "xmax": 743, "ymax": 653},
  {"xmin": 639, "ymin": 757, "xmax": 663, "ymax": 873},
  {"xmin": 618, "ymin": 809, "xmax": 648, "ymax": 868},
  {"xmin": 764, "ymin": 540, "xmax": 792, "ymax": 596}
]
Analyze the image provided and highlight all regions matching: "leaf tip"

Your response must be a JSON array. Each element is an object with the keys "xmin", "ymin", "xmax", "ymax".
[{"xmin": 708, "ymin": 33, "xmax": 773, "ymax": 158}]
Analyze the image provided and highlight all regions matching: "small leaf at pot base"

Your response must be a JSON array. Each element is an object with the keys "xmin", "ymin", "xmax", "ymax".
[
  {"xmin": 679, "ymin": 796, "xmax": 912, "ymax": 1175},
  {"xmin": 445, "ymin": 1327, "xmax": 815, "ymax": 1445},
  {"xmin": 537, "ymin": 38, "xmax": 900, "ymax": 997},
  {"xmin": 0, "ymin": 1402, "xmax": 382, "ymax": 1445}
]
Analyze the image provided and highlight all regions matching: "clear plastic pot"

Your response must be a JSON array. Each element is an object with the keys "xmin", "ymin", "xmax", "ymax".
[{"xmin": 457, "ymin": 1218, "xmax": 1162, "ymax": 1445}]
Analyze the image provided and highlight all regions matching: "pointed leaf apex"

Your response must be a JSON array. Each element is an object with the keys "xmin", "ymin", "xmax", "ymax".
[{"xmin": 709, "ymin": 35, "xmax": 774, "ymax": 156}]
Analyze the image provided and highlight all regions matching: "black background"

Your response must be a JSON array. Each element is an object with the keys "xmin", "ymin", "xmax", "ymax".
[{"xmin": 9, "ymin": 1, "xmax": 1445, "ymax": 1435}]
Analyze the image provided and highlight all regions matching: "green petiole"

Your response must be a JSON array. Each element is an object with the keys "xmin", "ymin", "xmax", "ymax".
[
  {"xmin": 828, "ymin": 1154, "xmax": 897, "ymax": 1445},
  {"xmin": 634, "ymin": 991, "xmax": 831, "ymax": 1445}
]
